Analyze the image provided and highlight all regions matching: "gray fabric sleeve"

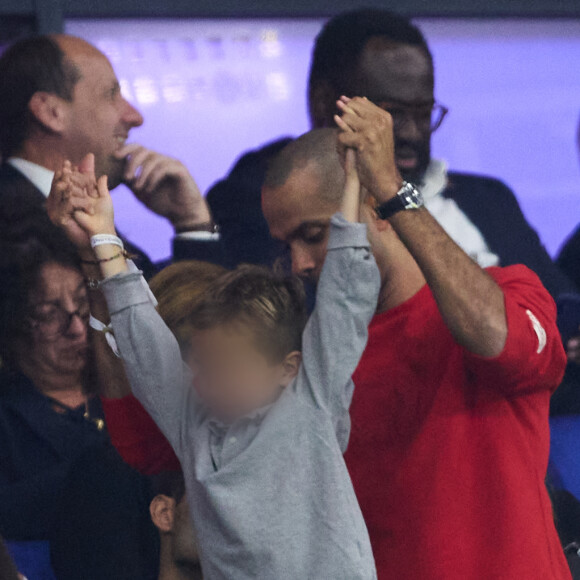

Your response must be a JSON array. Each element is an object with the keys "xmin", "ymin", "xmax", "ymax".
[
  {"xmin": 100, "ymin": 271, "xmax": 194, "ymax": 458},
  {"xmin": 296, "ymin": 213, "xmax": 380, "ymax": 424}
]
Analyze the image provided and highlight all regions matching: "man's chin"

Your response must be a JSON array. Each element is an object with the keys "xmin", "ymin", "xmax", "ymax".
[
  {"xmin": 398, "ymin": 164, "xmax": 428, "ymax": 186},
  {"xmin": 102, "ymin": 157, "xmax": 126, "ymax": 190}
]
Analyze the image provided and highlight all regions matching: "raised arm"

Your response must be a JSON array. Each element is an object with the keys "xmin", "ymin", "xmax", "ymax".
[
  {"xmin": 48, "ymin": 158, "xmax": 194, "ymax": 457},
  {"xmin": 46, "ymin": 155, "xmax": 134, "ymax": 400},
  {"xmin": 297, "ymin": 150, "xmax": 380, "ymax": 423},
  {"xmin": 337, "ymin": 97, "xmax": 507, "ymax": 358}
]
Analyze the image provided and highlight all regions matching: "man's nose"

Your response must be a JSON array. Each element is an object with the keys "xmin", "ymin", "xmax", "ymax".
[
  {"xmin": 395, "ymin": 116, "xmax": 422, "ymax": 143},
  {"xmin": 291, "ymin": 247, "xmax": 317, "ymax": 277},
  {"xmin": 122, "ymin": 98, "xmax": 144, "ymax": 129}
]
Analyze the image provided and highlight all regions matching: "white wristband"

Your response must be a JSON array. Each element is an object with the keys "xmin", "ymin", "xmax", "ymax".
[{"xmin": 91, "ymin": 234, "xmax": 124, "ymax": 250}]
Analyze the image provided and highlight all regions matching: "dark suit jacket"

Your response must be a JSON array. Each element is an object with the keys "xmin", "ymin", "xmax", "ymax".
[
  {"xmin": 558, "ymin": 226, "xmax": 580, "ymax": 292},
  {"xmin": 207, "ymin": 138, "xmax": 575, "ymax": 298},
  {"xmin": 0, "ymin": 163, "xmax": 222, "ymax": 275},
  {"xmin": 443, "ymin": 172, "xmax": 576, "ymax": 298}
]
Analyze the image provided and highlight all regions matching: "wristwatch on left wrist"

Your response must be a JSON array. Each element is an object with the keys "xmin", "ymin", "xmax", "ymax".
[{"xmin": 376, "ymin": 181, "xmax": 424, "ymax": 220}]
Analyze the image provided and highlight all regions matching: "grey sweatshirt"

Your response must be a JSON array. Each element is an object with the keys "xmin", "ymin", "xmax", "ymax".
[{"xmin": 102, "ymin": 214, "xmax": 380, "ymax": 580}]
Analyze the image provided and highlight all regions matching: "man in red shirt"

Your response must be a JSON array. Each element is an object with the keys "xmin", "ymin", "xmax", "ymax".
[{"xmin": 261, "ymin": 100, "xmax": 570, "ymax": 579}]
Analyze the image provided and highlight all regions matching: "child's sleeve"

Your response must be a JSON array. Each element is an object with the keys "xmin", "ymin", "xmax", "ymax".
[
  {"xmin": 100, "ymin": 271, "xmax": 196, "ymax": 460},
  {"xmin": 296, "ymin": 214, "xmax": 380, "ymax": 442}
]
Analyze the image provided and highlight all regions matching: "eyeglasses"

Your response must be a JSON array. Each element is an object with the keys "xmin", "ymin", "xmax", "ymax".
[
  {"xmin": 28, "ymin": 300, "xmax": 90, "ymax": 339},
  {"xmin": 375, "ymin": 100, "xmax": 449, "ymax": 134}
]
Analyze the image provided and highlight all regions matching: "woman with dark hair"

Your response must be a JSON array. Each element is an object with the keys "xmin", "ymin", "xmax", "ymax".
[{"xmin": 0, "ymin": 216, "xmax": 157, "ymax": 580}]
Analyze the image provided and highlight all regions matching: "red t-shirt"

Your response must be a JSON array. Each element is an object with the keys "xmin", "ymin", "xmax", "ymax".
[{"xmin": 344, "ymin": 265, "xmax": 570, "ymax": 579}]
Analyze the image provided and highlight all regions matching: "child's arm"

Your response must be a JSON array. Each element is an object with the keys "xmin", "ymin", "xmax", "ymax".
[
  {"xmin": 50, "ymin": 162, "xmax": 196, "ymax": 458},
  {"xmin": 295, "ymin": 150, "xmax": 380, "ymax": 443}
]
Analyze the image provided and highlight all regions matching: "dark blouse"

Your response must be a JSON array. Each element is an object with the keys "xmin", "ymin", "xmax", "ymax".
[{"xmin": 0, "ymin": 371, "xmax": 158, "ymax": 580}]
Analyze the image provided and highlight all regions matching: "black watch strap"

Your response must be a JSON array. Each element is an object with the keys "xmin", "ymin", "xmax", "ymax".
[{"xmin": 376, "ymin": 195, "xmax": 406, "ymax": 220}]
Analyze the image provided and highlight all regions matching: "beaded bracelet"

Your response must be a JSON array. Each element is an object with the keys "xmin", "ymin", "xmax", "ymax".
[{"xmin": 80, "ymin": 250, "xmax": 131, "ymax": 265}]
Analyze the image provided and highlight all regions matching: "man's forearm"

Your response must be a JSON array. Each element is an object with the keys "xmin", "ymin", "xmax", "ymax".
[
  {"xmin": 389, "ymin": 206, "xmax": 508, "ymax": 358},
  {"xmin": 333, "ymin": 96, "xmax": 507, "ymax": 357}
]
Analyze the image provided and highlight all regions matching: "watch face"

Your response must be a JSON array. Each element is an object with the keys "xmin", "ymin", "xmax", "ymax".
[{"xmin": 401, "ymin": 183, "xmax": 424, "ymax": 209}]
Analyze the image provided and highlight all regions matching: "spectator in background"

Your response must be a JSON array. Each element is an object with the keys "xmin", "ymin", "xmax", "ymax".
[
  {"xmin": 0, "ymin": 34, "xmax": 218, "ymax": 274},
  {"xmin": 207, "ymin": 9, "xmax": 574, "ymax": 299},
  {"xmin": 558, "ymin": 115, "xmax": 580, "ymax": 291},
  {"xmin": 0, "ymin": 218, "xmax": 157, "ymax": 580},
  {"xmin": 150, "ymin": 472, "xmax": 203, "ymax": 580},
  {"xmin": 550, "ymin": 116, "xmax": 580, "ymax": 414}
]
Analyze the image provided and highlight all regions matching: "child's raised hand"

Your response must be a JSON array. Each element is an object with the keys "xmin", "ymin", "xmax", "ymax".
[
  {"xmin": 48, "ymin": 154, "xmax": 117, "ymax": 244},
  {"xmin": 340, "ymin": 148, "xmax": 362, "ymax": 223},
  {"xmin": 69, "ymin": 154, "xmax": 116, "ymax": 237},
  {"xmin": 48, "ymin": 158, "xmax": 95, "ymax": 252},
  {"xmin": 335, "ymin": 103, "xmax": 364, "ymax": 223},
  {"xmin": 72, "ymin": 172, "xmax": 116, "ymax": 237}
]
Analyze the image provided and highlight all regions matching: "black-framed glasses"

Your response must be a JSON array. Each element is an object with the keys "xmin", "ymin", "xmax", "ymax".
[
  {"xmin": 376, "ymin": 100, "xmax": 449, "ymax": 134},
  {"xmin": 28, "ymin": 300, "xmax": 90, "ymax": 339}
]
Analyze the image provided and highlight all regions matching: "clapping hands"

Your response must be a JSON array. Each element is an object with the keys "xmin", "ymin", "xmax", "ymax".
[{"xmin": 334, "ymin": 96, "xmax": 402, "ymax": 205}]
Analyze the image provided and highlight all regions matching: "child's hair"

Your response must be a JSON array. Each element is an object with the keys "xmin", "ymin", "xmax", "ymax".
[
  {"xmin": 190, "ymin": 265, "xmax": 307, "ymax": 361},
  {"xmin": 149, "ymin": 260, "xmax": 227, "ymax": 346}
]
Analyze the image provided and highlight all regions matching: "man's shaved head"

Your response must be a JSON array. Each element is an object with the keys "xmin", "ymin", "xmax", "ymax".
[
  {"xmin": 262, "ymin": 129, "xmax": 346, "ymax": 280},
  {"xmin": 264, "ymin": 128, "xmax": 345, "ymax": 204}
]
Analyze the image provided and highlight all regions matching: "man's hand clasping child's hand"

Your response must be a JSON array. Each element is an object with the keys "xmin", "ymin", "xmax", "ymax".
[{"xmin": 49, "ymin": 153, "xmax": 117, "ymax": 239}]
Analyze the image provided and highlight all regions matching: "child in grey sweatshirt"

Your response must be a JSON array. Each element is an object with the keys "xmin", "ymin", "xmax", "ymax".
[{"xmin": 54, "ymin": 154, "xmax": 380, "ymax": 579}]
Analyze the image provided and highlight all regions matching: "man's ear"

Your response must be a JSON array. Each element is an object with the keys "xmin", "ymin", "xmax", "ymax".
[
  {"xmin": 280, "ymin": 351, "xmax": 302, "ymax": 387},
  {"xmin": 308, "ymin": 80, "xmax": 338, "ymax": 129},
  {"xmin": 150, "ymin": 495, "xmax": 176, "ymax": 534},
  {"xmin": 28, "ymin": 91, "xmax": 69, "ymax": 134}
]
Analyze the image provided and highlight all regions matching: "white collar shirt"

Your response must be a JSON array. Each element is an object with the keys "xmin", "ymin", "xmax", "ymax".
[
  {"xmin": 8, "ymin": 157, "xmax": 55, "ymax": 198},
  {"xmin": 421, "ymin": 159, "xmax": 500, "ymax": 268}
]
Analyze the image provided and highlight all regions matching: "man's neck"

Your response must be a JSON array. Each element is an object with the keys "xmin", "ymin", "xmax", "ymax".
[
  {"xmin": 15, "ymin": 140, "xmax": 67, "ymax": 173},
  {"xmin": 159, "ymin": 564, "xmax": 202, "ymax": 580},
  {"xmin": 158, "ymin": 544, "xmax": 202, "ymax": 580}
]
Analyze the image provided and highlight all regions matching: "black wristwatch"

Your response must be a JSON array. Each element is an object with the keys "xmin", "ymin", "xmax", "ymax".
[{"xmin": 376, "ymin": 181, "xmax": 424, "ymax": 220}]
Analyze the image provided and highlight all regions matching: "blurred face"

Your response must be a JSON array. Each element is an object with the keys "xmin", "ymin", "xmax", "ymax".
[
  {"xmin": 22, "ymin": 262, "xmax": 89, "ymax": 378},
  {"xmin": 188, "ymin": 322, "xmax": 291, "ymax": 422},
  {"xmin": 262, "ymin": 164, "xmax": 340, "ymax": 282},
  {"xmin": 56, "ymin": 36, "xmax": 144, "ymax": 188},
  {"xmin": 311, "ymin": 39, "xmax": 435, "ymax": 183}
]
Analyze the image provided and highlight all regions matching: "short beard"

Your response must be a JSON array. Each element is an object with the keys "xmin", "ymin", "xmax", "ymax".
[
  {"xmin": 100, "ymin": 155, "xmax": 126, "ymax": 190},
  {"xmin": 399, "ymin": 166, "xmax": 427, "ymax": 187}
]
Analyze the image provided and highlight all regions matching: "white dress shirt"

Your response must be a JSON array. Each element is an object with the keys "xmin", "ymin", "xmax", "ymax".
[
  {"xmin": 7, "ymin": 157, "xmax": 218, "ymax": 242},
  {"xmin": 421, "ymin": 159, "xmax": 500, "ymax": 268}
]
